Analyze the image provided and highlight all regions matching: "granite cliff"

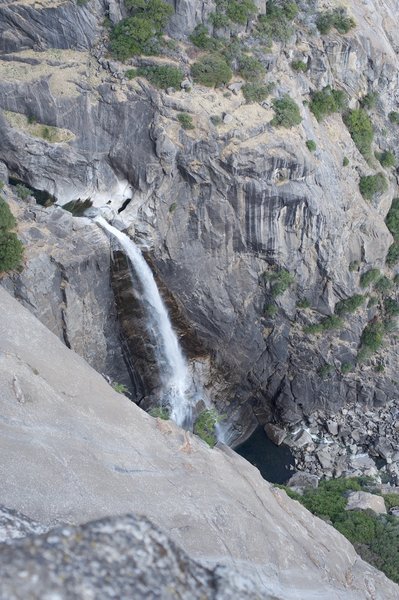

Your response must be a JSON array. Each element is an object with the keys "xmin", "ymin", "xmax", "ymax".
[{"xmin": 1, "ymin": 0, "xmax": 398, "ymax": 458}]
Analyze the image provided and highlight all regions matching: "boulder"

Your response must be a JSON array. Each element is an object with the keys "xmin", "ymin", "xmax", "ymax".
[
  {"xmin": 326, "ymin": 420, "xmax": 339, "ymax": 436},
  {"xmin": 264, "ymin": 423, "xmax": 287, "ymax": 446},
  {"xmin": 346, "ymin": 492, "xmax": 387, "ymax": 514},
  {"xmin": 287, "ymin": 472, "xmax": 319, "ymax": 490}
]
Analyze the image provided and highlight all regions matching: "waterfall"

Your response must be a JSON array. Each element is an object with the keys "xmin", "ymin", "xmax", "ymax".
[{"xmin": 95, "ymin": 216, "xmax": 194, "ymax": 428}]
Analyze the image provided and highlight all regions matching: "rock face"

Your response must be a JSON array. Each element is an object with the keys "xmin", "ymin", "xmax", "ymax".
[
  {"xmin": 0, "ymin": 286, "xmax": 398, "ymax": 599},
  {"xmin": 0, "ymin": 0, "xmax": 399, "ymax": 447},
  {"xmin": 0, "ymin": 512, "xmax": 263, "ymax": 600},
  {"xmin": 1, "ymin": 192, "xmax": 131, "ymax": 390}
]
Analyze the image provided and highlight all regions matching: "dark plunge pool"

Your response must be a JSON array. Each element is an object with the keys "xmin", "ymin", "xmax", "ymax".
[{"xmin": 235, "ymin": 426, "xmax": 295, "ymax": 484}]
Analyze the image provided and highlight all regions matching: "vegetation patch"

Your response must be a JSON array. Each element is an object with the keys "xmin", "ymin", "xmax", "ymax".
[
  {"xmin": 291, "ymin": 60, "xmax": 308, "ymax": 72},
  {"xmin": 226, "ymin": 0, "xmax": 257, "ymax": 24},
  {"xmin": 360, "ymin": 320, "xmax": 385, "ymax": 353},
  {"xmin": 276, "ymin": 477, "xmax": 399, "ymax": 585},
  {"xmin": 194, "ymin": 409, "xmax": 222, "ymax": 448},
  {"xmin": 306, "ymin": 139, "xmax": 316, "ymax": 152},
  {"xmin": 242, "ymin": 82, "xmax": 274, "ymax": 103},
  {"xmin": 0, "ymin": 200, "xmax": 23, "ymax": 273},
  {"xmin": 110, "ymin": 0, "xmax": 173, "ymax": 60},
  {"xmin": 190, "ymin": 24, "xmax": 220, "ymax": 50},
  {"xmin": 359, "ymin": 173, "xmax": 387, "ymax": 200},
  {"xmin": 376, "ymin": 150, "xmax": 396, "ymax": 168},
  {"xmin": 374, "ymin": 275, "xmax": 393, "ymax": 296},
  {"xmin": 343, "ymin": 109, "xmax": 373, "ymax": 158},
  {"xmin": 191, "ymin": 53, "xmax": 232, "ymax": 87},
  {"xmin": 385, "ymin": 198, "xmax": 399, "ymax": 266},
  {"xmin": 388, "ymin": 111, "xmax": 399, "ymax": 125},
  {"xmin": 304, "ymin": 314, "xmax": 343, "ymax": 334},
  {"xmin": 335, "ymin": 294, "xmax": 364, "ymax": 315},
  {"xmin": 360, "ymin": 268, "xmax": 381, "ymax": 287},
  {"xmin": 316, "ymin": 8, "xmax": 355, "ymax": 35},
  {"xmin": 309, "ymin": 86, "xmax": 346, "ymax": 121},
  {"xmin": 4, "ymin": 110, "xmax": 74, "ymax": 143},
  {"xmin": 271, "ymin": 95, "xmax": 302, "ymax": 127},
  {"xmin": 149, "ymin": 406, "xmax": 170, "ymax": 419},
  {"xmin": 238, "ymin": 54, "xmax": 265, "ymax": 82},
  {"xmin": 257, "ymin": 0, "xmax": 298, "ymax": 44},
  {"xmin": 137, "ymin": 64, "xmax": 183, "ymax": 89},
  {"xmin": 177, "ymin": 113, "xmax": 194, "ymax": 130},
  {"xmin": 262, "ymin": 268, "xmax": 294, "ymax": 298}
]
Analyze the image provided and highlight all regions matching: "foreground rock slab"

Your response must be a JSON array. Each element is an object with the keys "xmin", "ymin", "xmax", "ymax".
[
  {"xmin": 0, "ymin": 287, "xmax": 397, "ymax": 599},
  {"xmin": 0, "ymin": 512, "xmax": 261, "ymax": 600}
]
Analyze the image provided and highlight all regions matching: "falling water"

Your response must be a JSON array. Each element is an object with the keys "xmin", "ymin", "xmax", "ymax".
[{"xmin": 95, "ymin": 216, "xmax": 194, "ymax": 427}]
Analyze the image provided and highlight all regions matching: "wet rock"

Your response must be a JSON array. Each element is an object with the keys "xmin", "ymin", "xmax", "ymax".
[{"xmin": 346, "ymin": 492, "xmax": 387, "ymax": 514}]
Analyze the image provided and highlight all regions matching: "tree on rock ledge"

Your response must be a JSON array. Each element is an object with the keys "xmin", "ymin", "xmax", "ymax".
[{"xmin": 0, "ymin": 198, "xmax": 23, "ymax": 273}]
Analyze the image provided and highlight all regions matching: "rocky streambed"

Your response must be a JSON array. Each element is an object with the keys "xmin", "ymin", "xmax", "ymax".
[{"xmin": 265, "ymin": 399, "xmax": 399, "ymax": 485}]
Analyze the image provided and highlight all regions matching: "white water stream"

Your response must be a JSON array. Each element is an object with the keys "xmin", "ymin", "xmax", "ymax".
[{"xmin": 95, "ymin": 216, "xmax": 194, "ymax": 427}]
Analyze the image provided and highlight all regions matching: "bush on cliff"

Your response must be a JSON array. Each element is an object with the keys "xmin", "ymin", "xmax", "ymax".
[
  {"xmin": 0, "ymin": 199, "xmax": 23, "ymax": 273},
  {"xmin": 191, "ymin": 53, "xmax": 232, "ymax": 87},
  {"xmin": 271, "ymin": 95, "xmax": 302, "ymax": 127},
  {"xmin": 110, "ymin": 0, "xmax": 173, "ymax": 59}
]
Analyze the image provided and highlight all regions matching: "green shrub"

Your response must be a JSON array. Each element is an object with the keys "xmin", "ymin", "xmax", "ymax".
[
  {"xmin": 386, "ymin": 243, "xmax": 399, "ymax": 266},
  {"xmin": 383, "ymin": 493, "xmax": 399, "ymax": 511},
  {"xmin": 318, "ymin": 364, "xmax": 333, "ymax": 378},
  {"xmin": 304, "ymin": 314, "xmax": 343, "ymax": 334},
  {"xmin": 191, "ymin": 53, "xmax": 232, "ymax": 87},
  {"xmin": 291, "ymin": 60, "xmax": 308, "ymax": 72},
  {"xmin": 376, "ymin": 150, "xmax": 396, "ymax": 168},
  {"xmin": 343, "ymin": 156, "xmax": 349, "ymax": 166},
  {"xmin": 343, "ymin": 109, "xmax": 373, "ymax": 158},
  {"xmin": 149, "ymin": 406, "xmax": 170, "ymax": 419},
  {"xmin": 0, "ymin": 231, "xmax": 23, "ymax": 272},
  {"xmin": 209, "ymin": 11, "xmax": 230, "ymax": 28},
  {"xmin": 306, "ymin": 139, "xmax": 316, "ymax": 152},
  {"xmin": 271, "ymin": 95, "xmax": 302, "ymax": 127},
  {"xmin": 177, "ymin": 113, "xmax": 194, "ymax": 130},
  {"xmin": 374, "ymin": 275, "xmax": 393, "ymax": 295},
  {"xmin": 242, "ymin": 82, "xmax": 274, "ymax": 103},
  {"xmin": 360, "ymin": 268, "xmax": 380, "ymax": 287},
  {"xmin": 137, "ymin": 64, "xmax": 183, "ymax": 89},
  {"xmin": 341, "ymin": 362, "xmax": 353, "ymax": 374},
  {"xmin": 335, "ymin": 294, "xmax": 364, "ymax": 315},
  {"xmin": 335, "ymin": 510, "xmax": 376, "ymax": 544},
  {"xmin": 256, "ymin": 0, "xmax": 298, "ymax": 44},
  {"xmin": 112, "ymin": 382, "xmax": 130, "ymax": 394},
  {"xmin": 0, "ymin": 198, "xmax": 16, "ymax": 230},
  {"xmin": 190, "ymin": 24, "xmax": 220, "ymax": 50},
  {"xmin": 309, "ymin": 86, "xmax": 346, "ymax": 121},
  {"xmin": 386, "ymin": 198, "xmax": 399, "ymax": 238},
  {"xmin": 226, "ymin": 0, "xmax": 257, "ymax": 24},
  {"xmin": 368, "ymin": 295, "xmax": 378, "ymax": 307},
  {"xmin": 388, "ymin": 111, "xmax": 399, "ymax": 124},
  {"xmin": 264, "ymin": 303, "xmax": 278, "ymax": 317},
  {"xmin": 238, "ymin": 54, "xmax": 265, "ymax": 82},
  {"xmin": 15, "ymin": 184, "xmax": 31, "ymax": 200},
  {"xmin": 296, "ymin": 298, "xmax": 310, "ymax": 309},
  {"xmin": 360, "ymin": 92, "xmax": 379, "ymax": 110},
  {"xmin": 63, "ymin": 199, "xmax": 93, "ymax": 216},
  {"xmin": 110, "ymin": 0, "xmax": 173, "ymax": 59},
  {"xmin": 0, "ymin": 199, "xmax": 23, "ymax": 273},
  {"xmin": 194, "ymin": 409, "xmax": 222, "ymax": 448},
  {"xmin": 301, "ymin": 478, "xmax": 361, "ymax": 522},
  {"xmin": 210, "ymin": 115, "xmax": 222, "ymax": 126},
  {"xmin": 125, "ymin": 68, "xmax": 137, "ymax": 79},
  {"xmin": 360, "ymin": 321, "xmax": 385, "ymax": 352},
  {"xmin": 359, "ymin": 173, "xmax": 387, "ymax": 200},
  {"xmin": 316, "ymin": 8, "xmax": 355, "ymax": 35},
  {"xmin": 263, "ymin": 268, "xmax": 294, "ymax": 297},
  {"xmin": 384, "ymin": 298, "xmax": 399, "ymax": 318}
]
